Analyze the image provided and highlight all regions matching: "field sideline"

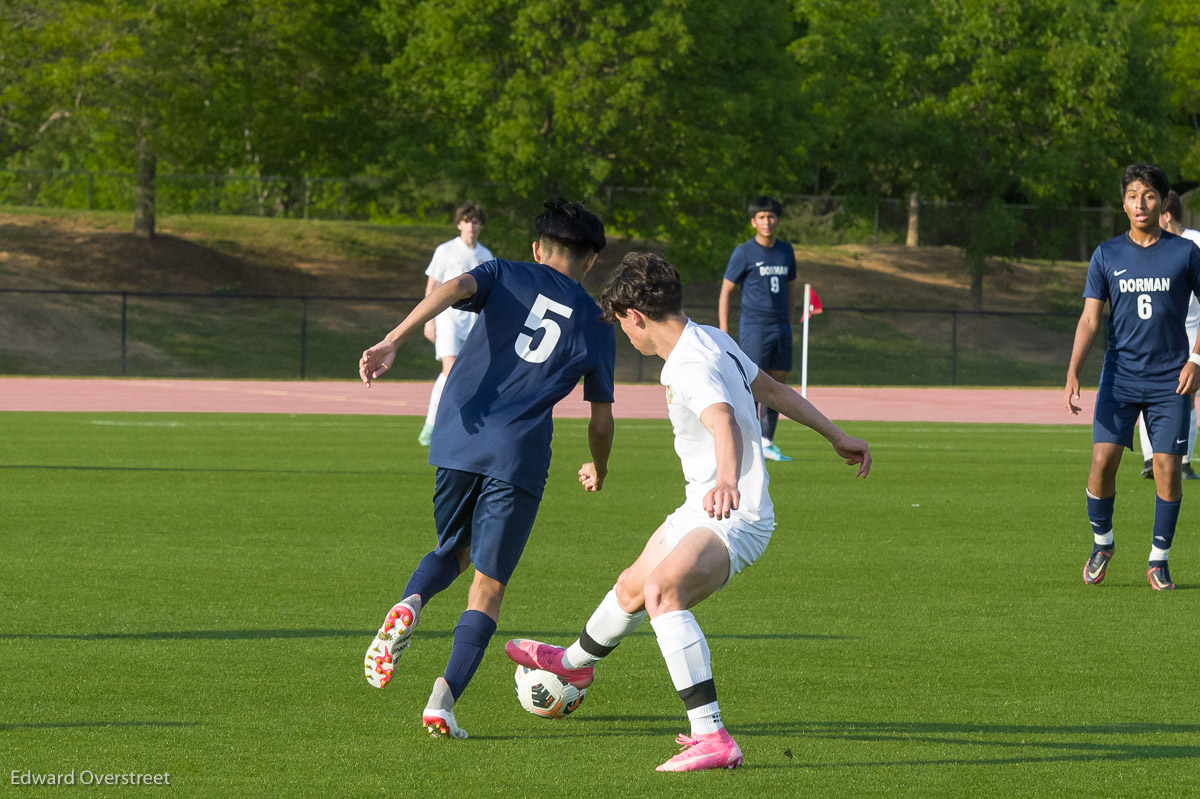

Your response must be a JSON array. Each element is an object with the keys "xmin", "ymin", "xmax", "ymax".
[{"xmin": 0, "ymin": 378, "xmax": 1091, "ymax": 423}]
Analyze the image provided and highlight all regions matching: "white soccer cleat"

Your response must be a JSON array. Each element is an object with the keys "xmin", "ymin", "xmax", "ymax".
[
  {"xmin": 363, "ymin": 594, "xmax": 421, "ymax": 689},
  {"xmin": 422, "ymin": 677, "xmax": 468, "ymax": 739}
]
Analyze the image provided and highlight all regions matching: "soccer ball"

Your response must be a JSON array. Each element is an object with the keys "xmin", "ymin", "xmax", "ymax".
[{"xmin": 513, "ymin": 665, "xmax": 587, "ymax": 718}]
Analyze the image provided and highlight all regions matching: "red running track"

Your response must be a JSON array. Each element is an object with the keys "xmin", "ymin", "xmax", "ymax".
[{"xmin": 0, "ymin": 378, "xmax": 1088, "ymax": 424}]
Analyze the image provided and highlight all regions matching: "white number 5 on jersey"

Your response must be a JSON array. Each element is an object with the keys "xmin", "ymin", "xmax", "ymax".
[{"xmin": 515, "ymin": 294, "xmax": 574, "ymax": 363}]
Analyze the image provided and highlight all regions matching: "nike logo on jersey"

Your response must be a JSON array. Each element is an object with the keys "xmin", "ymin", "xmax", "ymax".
[
  {"xmin": 1177, "ymin": 439, "xmax": 1188, "ymax": 445},
  {"xmin": 1114, "ymin": 269, "xmax": 1128, "ymax": 276},
  {"xmin": 755, "ymin": 261, "xmax": 765, "ymax": 267}
]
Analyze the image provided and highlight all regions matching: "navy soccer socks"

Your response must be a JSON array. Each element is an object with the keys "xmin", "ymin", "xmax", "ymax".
[
  {"xmin": 443, "ymin": 609, "xmax": 497, "ymax": 701},
  {"xmin": 403, "ymin": 551, "xmax": 460, "ymax": 603}
]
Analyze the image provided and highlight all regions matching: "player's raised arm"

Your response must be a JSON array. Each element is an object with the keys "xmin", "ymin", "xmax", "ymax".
[
  {"xmin": 578, "ymin": 401, "xmax": 614, "ymax": 492},
  {"xmin": 749, "ymin": 371, "xmax": 871, "ymax": 477},
  {"xmin": 360, "ymin": 274, "xmax": 478, "ymax": 385},
  {"xmin": 1064, "ymin": 297, "xmax": 1103, "ymax": 414}
]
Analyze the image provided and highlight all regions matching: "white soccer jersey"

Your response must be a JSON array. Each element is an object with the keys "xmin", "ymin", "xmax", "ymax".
[
  {"xmin": 425, "ymin": 237, "xmax": 495, "ymax": 355},
  {"xmin": 425, "ymin": 237, "xmax": 494, "ymax": 284},
  {"xmin": 660, "ymin": 321, "xmax": 774, "ymax": 523},
  {"xmin": 1183, "ymin": 228, "xmax": 1200, "ymax": 347}
]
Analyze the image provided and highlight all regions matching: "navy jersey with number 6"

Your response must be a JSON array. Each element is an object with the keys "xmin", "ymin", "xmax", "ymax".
[
  {"xmin": 430, "ymin": 259, "xmax": 616, "ymax": 498},
  {"xmin": 1084, "ymin": 231, "xmax": 1200, "ymax": 389}
]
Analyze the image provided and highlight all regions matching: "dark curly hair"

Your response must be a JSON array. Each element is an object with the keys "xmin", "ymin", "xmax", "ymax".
[{"xmin": 599, "ymin": 252, "xmax": 684, "ymax": 323}]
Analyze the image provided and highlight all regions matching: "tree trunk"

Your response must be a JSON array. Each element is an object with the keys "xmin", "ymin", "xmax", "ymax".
[
  {"xmin": 970, "ymin": 270, "xmax": 983, "ymax": 311},
  {"xmin": 906, "ymin": 190, "xmax": 919, "ymax": 247},
  {"xmin": 134, "ymin": 119, "xmax": 156, "ymax": 239}
]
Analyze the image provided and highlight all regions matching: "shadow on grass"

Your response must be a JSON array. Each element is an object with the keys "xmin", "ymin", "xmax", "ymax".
[
  {"xmin": 0, "ymin": 629, "xmax": 381, "ymax": 641},
  {"xmin": 2, "ymin": 628, "xmax": 843, "ymax": 643},
  {"xmin": 492, "ymin": 718, "xmax": 1200, "ymax": 766},
  {"xmin": 0, "ymin": 463, "xmax": 394, "ymax": 477},
  {"xmin": 736, "ymin": 719, "xmax": 1200, "ymax": 770},
  {"xmin": 1, "ymin": 721, "xmax": 198, "ymax": 732}
]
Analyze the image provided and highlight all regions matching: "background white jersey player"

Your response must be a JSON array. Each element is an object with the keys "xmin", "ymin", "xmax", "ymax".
[
  {"xmin": 418, "ymin": 201, "xmax": 494, "ymax": 446},
  {"xmin": 1138, "ymin": 189, "xmax": 1200, "ymax": 479},
  {"xmin": 505, "ymin": 251, "xmax": 871, "ymax": 772}
]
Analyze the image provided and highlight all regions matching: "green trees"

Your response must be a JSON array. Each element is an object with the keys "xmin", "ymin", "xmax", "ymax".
[
  {"xmin": 1, "ymin": 0, "xmax": 387, "ymax": 236},
  {"xmin": 2, "ymin": 0, "xmax": 1197, "ymax": 273},
  {"xmin": 792, "ymin": 0, "xmax": 1176, "ymax": 306},
  {"xmin": 374, "ymin": 0, "xmax": 807, "ymax": 271}
]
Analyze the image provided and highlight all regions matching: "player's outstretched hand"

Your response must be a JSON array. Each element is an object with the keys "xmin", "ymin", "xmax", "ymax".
[
  {"xmin": 832, "ymin": 434, "xmax": 872, "ymax": 478},
  {"xmin": 703, "ymin": 481, "xmax": 740, "ymax": 520},
  {"xmin": 1064, "ymin": 376, "xmax": 1083, "ymax": 414},
  {"xmin": 578, "ymin": 462, "xmax": 605, "ymax": 492},
  {"xmin": 359, "ymin": 340, "xmax": 397, "ymax": 386}
]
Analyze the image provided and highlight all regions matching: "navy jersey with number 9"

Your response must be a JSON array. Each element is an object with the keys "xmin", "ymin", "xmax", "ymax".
[{"xmin": 430, "ymin": 259, "xmax": 616, "ymax": 498}]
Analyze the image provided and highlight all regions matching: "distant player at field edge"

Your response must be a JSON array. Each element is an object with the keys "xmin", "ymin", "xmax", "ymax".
[
  {"xmin": 506, "ymin": 252, "xmax": 871, "ymax": 771},
  {"xmin": 1137, "ymin": 189, "xmax": 1200, "ymax": 480},
  {"xmin": 418, "ymin": 201, "xmax": 494, "ymax": 446},
  {"xmin": 718, "ymin": 195, "xmax": 798, "ymax": 462},
  {"xmin": 358, "ymin": 198, "xmax": 616, "ymax": 738},
  {"xmin": 1065, "ymin": 163, "xmax": 1200, "ymax": 591}
]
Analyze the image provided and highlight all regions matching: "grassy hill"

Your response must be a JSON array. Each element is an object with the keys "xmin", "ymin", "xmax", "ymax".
[{"xmin": 0, "ymin": 207, "xmax": 1097, "ymax": 385}]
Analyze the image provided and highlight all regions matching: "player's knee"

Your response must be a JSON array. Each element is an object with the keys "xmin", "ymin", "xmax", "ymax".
[
  {"xmin": 642, "ymin": 579, "xmax": 681, "ymax": 617},
  {"xmin": 614, "ymin": 570, "xmax": 643, "ymax": 612}
]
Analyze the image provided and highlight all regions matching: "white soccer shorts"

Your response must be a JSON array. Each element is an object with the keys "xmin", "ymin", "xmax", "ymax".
[
  {"xmin": 434, "ymin": 308, "xmax": 476, "ymax": 360},
  {"xmin": 658, "ymin": 506, "xmax": 774, "ymax": 588}
]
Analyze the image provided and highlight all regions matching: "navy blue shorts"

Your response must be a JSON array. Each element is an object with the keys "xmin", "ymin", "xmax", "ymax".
[
  {"xmin": 1093, "ymin": 376, "xmax": 1192, "ymax": 454},
  {"xmin": 738, "ymin": 321, "xmax": 793, "ymax": 373},
  {"xmin": 432, "ymin": 467, "xmax": 541, "ymax": 585}
]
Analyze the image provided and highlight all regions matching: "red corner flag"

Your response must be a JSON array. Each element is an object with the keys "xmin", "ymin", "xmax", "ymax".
[{"xmin": 803, "ymin": 286, "xmax": 823, "ymax": 321}]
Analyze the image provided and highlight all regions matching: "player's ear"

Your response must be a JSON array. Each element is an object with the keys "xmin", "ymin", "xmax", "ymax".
[{"xmin": 531, "ymin": 240, "xmax": 543, "ymax": 263}]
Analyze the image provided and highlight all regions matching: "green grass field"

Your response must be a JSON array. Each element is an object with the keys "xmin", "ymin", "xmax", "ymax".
[{"xmin": 3, "ymin": 411, "xmax": 1197, "ymax": 797}]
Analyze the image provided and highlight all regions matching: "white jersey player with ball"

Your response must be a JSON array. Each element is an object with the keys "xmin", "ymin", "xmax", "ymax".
[
  {"xmin": 504, "ymin": 252, "xmax": 871, "ymax": 773},
  {"xmin": 659, "ymin": 321, "xmax": 775, "ymax": 578}
]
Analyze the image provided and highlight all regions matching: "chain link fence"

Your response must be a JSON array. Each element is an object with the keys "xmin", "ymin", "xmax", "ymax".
[{"xmin": 0, "ymin": 288, "xmax": 1104, "ymax": 387}]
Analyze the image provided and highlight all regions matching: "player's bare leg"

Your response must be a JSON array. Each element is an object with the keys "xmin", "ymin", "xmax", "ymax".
[
  {"xmin": 420, "ymin": 354, "xmax": 456, "ymax": 446},
  {"xmin": 424, "ymin": 569, "xmax": 504, "ymax": 737},
  {"xmin": 1083, "ymin": 443, "xmax": 1123, "ymax": 585},
  {"xmin": 761, "ymin": 367, "xmax": 792, "ymax": 461},
  {"xmin": 1148, "ymin": 452, "xmax": 1182, "ymax": 590},
  {"xmin": 641, "ymin": 528, "xmax": 743, "ymax": 771}
]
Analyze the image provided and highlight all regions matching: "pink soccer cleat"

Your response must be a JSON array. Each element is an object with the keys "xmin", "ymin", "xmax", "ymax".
[
  {"xmin": 504, "ymin": 639, "xmax": 594, "ymax": 689},
  {"xmin": 656, "ymin": 728, "xmax": 743, "ymax": 772},
  {"xmin": 363, "ymin": 594, "xmax": 421, "ymax": 689}
]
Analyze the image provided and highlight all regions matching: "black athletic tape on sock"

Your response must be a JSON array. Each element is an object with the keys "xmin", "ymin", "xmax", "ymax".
[
  {"xmin": 578, "ymin": 629, "xmax": 617, "ymax": 659},
  {"xmin": 678, "ymin": 679, "xmax": 718, "ymax": 711}
]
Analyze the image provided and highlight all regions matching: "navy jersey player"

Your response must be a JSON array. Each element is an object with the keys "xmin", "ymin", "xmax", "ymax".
[
  {"xmin": 1065, "ymin": 163, "xmax": 1200, "ymax": 591},
  {"xmin": 358, "ymin": 199, "xmax": 616, "ymax": 737},
  {"xmin": 718, "ymin": 195, "xmax": 797, "ymax": 462},
  {"xmin": 505, "ymin": 252, "xmax": 871, "ymax": 772}
]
